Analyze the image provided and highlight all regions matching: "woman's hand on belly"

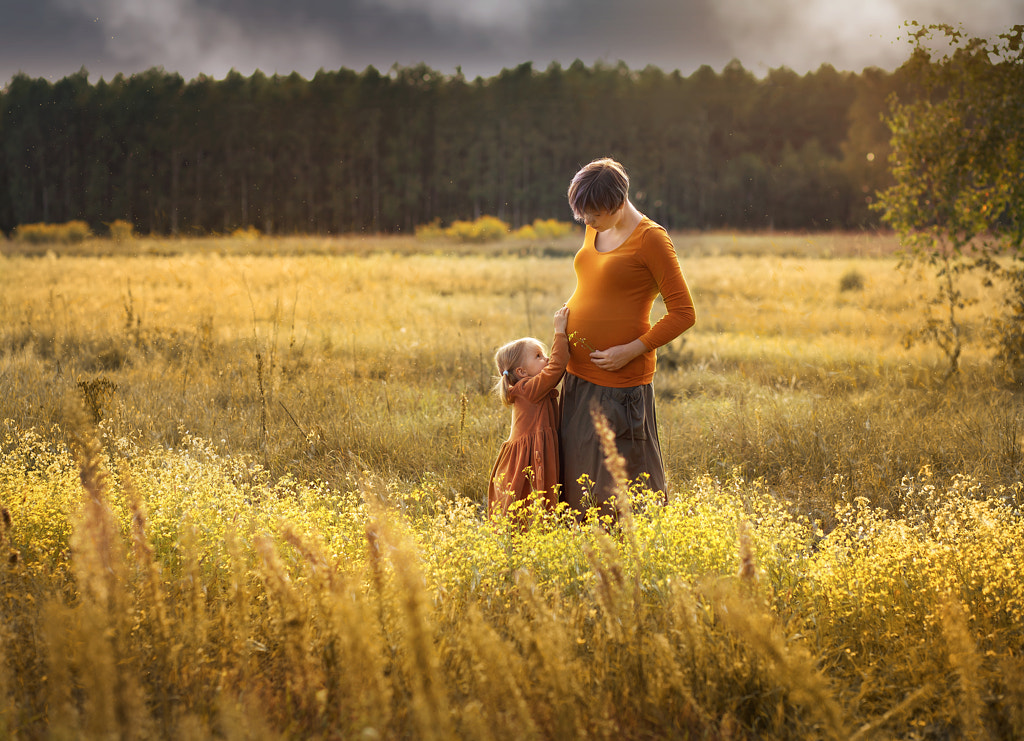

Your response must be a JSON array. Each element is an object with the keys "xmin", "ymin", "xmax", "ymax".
[{"xmin": 589, "ymin": 339, "xmax": 648, "ymax": 372}]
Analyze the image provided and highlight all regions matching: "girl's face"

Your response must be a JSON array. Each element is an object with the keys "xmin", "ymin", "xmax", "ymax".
[{"xmin": 519, "ymin": 342, "xmax": 549, "ymax": 379}]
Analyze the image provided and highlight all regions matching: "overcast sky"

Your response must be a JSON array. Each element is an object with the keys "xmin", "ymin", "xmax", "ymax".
[{"xmin": 1, "ymin": 0, "xmax": 1020, "ymax": 86}]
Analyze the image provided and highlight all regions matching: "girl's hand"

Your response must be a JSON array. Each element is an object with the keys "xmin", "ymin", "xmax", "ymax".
[{"xmin": 553, "ymin": 306, "xmax": 569, "ymax": 334}]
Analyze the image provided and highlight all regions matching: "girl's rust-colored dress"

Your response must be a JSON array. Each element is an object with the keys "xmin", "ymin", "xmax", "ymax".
[{"xmin": 487, "ymin": 332, "xmax": 569, "ymax": 517}]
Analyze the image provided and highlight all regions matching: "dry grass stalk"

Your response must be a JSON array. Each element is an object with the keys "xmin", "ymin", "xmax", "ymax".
[
  {"xmin": 65, "ymin": 401, "xmax": 152, "ymax": 738},
  {"xmin": 456, "ymin": 605, "xmax": 541, "ymax": 740},
  {"xmin": 281, "ymin": 523, "xmax": 334, "ymax": 590},
  {"xmin": 583, "ymin": 536, "xmax": 626, "ymax": 640},
  {"xmin": 458, "ymin": 392, "xmax": 468, "ymax": 454},
  {"xmin": 324, "ymin": 573, "xmax": 393, "ymax": 734},
  {"xmin": 736, "ymin": 518, "xmax": 757, "ymax": 584},
  {"xmin": 175, "ymin": 517, "xmax": 211, "ymax": 693},
  {"xmin": 940, "ymin": 596, "xmax": 986, "ymax": 739},
  {"xmin": 640, "ymin": 616, "xmax": 716, "ymax": 738},
  {"xmin": 849, "ymin": 685, "xmax": 933, "ymax": 741},
  {"xmin": 589, "ymin": 405, "xmax": 644, "ymax": 578},
  {"xmin": 281, "ymin": 523, "xmax": 391, "ymax": 733},
  {"xmin": 388, "ymin": 528, "xmax": 454, "ymax": 741},
  {"xmin": 504, "ymin": 578, "xmax": 588, "ymax": 738},
  {"xmin": 709, "ymin": 582, "xmax": 848, "ymax": 739},
  {"xmin": 255, "ymin": 533, "xmax": 319, "ymax": 720},
  {"xmin": 123, "ymin": 465, "xmax": 176, "ymax": 726},
  {"xmin": 590, "ymin": 404, "xmax": 663, "ymax": 708},
  {"xmin": 67, "ymin": 401, "xmax": 120, "ymax": 606},
  {"xmin": 255, "ymin": 350, "xmax": 269, "ymax": 459},
  {"xmin": 589, "ymin": 403, "xmax": 633, "ymax": 527},
  {"xmin": 365, "ymin": 520, "xmax": 393, "ymax": 656},
  {"xmin": 281, "ymin": 525, "xmax": 349, "ymax": 731},
  {"xmin": 39, "ymin": 601, "xmax": 83, "ymax": 737},
  {"xmin": 991, "ymin": 655, "xmax": 1024, "ymax": 736}
]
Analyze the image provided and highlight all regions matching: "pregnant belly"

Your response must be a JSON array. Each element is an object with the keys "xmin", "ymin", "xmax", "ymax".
[{"xmin": 567, "ymin": 312, "xmax": 647, "ymax": 351}]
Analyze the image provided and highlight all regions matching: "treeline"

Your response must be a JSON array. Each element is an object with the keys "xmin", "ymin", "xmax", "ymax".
[{"xmin": 0, "ymin": 59, "xmax": 914, "ymax": 236}]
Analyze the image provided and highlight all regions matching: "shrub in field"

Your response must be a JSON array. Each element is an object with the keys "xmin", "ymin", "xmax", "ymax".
[
  {"xmin": 445, "ymin": 216, "xmax": 509, "ymax": 243},
  {"xmin": 231, "ymin": 225, "xmax": 261, "ymax": 239},
  {"xmin": 511, "ymin": 223, "xmax": 538, "ymax": 240},
  {"xmin": 106, "ymin": 219, "xmax": 135, "ymax": 242},
  {"xmin": 415, "ymin": 218, "xmax": 447, "ymax": 239},
  {"xmin": 839, "ymin": 268, "xmax": 864, "ymax": 292},
  {"xmin": 530, "ymin": 218, "xmax": 575, "ymax": 239},
  {"xmin": 415, "ymin": 216, "xmax": 509, "ymax": 243},
  {"xmin": 13, "ymin": 221, "xmax": 93, "ymax": 244},
  {"xmin": 511, "ymin": 218, "xmax": 576, "ymax": 240}
]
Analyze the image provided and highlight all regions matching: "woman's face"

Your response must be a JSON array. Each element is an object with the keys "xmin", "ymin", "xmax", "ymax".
[{"xmin": 582, "ymin": 203, "xmax": 625, "ymax": 232}]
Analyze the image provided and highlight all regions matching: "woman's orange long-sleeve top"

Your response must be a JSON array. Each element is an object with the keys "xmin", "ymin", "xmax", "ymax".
[{"xmin": 564, "ymin": 217, "xmax": 695, "ymax": 388}]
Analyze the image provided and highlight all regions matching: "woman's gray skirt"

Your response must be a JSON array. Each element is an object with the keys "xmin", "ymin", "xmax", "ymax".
[{"xmin": 559, "ymin": 373, "xmax": 666, "ymax": 515}]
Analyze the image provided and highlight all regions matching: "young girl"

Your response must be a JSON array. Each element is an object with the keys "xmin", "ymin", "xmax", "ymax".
[{"xmin": 487, "ymin": 306, "xmax": 570, "ymax": 518}]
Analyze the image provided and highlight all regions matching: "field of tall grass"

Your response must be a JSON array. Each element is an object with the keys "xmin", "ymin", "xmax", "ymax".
[{"xmin": 1, "ymin": 230, "xmax": 1022, "ymax": 739}]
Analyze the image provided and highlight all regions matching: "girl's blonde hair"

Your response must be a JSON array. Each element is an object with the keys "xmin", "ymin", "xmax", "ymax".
[{"xmin": 493, "ymin": 337, "xmax": 544, "ymax": 406}]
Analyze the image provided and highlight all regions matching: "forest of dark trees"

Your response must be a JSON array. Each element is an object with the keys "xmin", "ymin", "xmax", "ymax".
[{"xmin": 0, "ymin": 58, "xmax": 915, "ymax": 236}]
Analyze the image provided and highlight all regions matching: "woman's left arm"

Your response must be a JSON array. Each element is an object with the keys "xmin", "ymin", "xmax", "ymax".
[
  {"xmin": 589, "ymin": 229, "xmax": 695, "ymax": 373},
  {"xmin": 638, "ymin": 228, "xmax": 695, "ymax": 350}
]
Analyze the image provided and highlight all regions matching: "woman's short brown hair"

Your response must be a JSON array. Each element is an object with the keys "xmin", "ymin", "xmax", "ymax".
[{"xmin": 567, "ymin": 157, "xmax": 630, "ymax": 222}]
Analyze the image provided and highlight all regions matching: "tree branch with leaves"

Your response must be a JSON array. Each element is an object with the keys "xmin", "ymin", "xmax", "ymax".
[{"xmin": 875, "ymin": 23, "xmax": 1024, "ymax": 380}]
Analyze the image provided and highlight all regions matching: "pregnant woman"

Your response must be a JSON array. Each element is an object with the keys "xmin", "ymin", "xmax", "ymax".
[{"xmin": 561, "ymin": 157, "xmax": 696, "ymax": 518}]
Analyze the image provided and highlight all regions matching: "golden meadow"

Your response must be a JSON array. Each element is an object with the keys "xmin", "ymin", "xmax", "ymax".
[{"xmin": 1, "ymin": 230, "xmax": 1022, "ymax": 739}]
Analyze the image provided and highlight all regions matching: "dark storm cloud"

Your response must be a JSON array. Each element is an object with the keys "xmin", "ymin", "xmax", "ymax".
[
  {"xmin": 0, "ymin": 1, "xmax": 110, "ymax": 79},
  {"xmin": 0, "ymin": 0, "xmax": 1020, "ymax": 86},
  {"xmin": 523, "ymin": 0, "xmax": 735, "ymax": 72}
]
